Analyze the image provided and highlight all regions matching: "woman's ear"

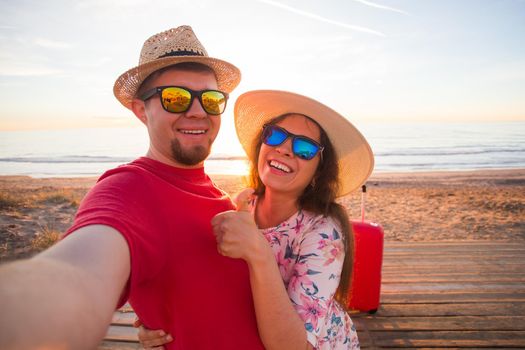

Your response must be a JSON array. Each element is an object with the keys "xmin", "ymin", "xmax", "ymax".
[{"xmin": 131, "ymin": 98, "xmax": 148, "ymax": 125}]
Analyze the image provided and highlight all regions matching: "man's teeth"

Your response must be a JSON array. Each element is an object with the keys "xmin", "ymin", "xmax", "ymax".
[
  {"xmin": 269, "ymin": 160, "xmax": 291, "ymax": 173},
  {"xmin": 181, "ymin": 129, "xmax": 206, "ymax": 134}
]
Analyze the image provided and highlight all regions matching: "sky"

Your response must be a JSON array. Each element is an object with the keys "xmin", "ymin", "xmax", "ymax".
[{"xmin": 1, "ymin": 0, "xmax": 524, "ymax": 139}]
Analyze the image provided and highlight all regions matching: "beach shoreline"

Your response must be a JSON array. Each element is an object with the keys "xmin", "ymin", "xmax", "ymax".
[{"xmin": 1, "ymin": 168, "xmax": 524, "ymax": 262}]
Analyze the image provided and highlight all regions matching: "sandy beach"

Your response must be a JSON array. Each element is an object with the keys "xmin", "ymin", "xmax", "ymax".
[{"xmin": 1, "ymin": 169, "xmax": 524, "ymax": 262}]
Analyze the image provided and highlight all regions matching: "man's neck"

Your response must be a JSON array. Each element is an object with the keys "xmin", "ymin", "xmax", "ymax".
[{"xmin": 145, "ymin": 148, "xmax": 204, "ymax": 169}]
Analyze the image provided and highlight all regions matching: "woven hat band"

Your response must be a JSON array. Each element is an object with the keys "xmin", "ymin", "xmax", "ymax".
[{"xmin": 159, "ymin": 50, "xmax": 205, "ymax": 58}]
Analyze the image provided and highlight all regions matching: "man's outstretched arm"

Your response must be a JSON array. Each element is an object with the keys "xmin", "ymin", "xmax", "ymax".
[{"xmin": 0, "ymin": 224, "xmax": 130, "ymax": 350}]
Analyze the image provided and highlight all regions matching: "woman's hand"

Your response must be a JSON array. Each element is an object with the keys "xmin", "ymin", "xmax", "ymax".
[
  {"xmin": 133, "ymin": 318, "xmax": 173, "ymax": 350},
  {"xmin": 211, "ymin": 189, "xmax": 269, "ymax": 264}
]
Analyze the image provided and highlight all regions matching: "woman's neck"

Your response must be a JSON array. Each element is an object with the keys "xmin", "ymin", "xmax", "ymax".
[{"xmin": 255, "ymin": 190, "xmax": 299, "ymax": 229}]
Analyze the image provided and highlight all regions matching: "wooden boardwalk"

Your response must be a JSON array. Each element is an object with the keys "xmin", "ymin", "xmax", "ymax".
[{"xmin": 100, "ymin": 241, "xmax": 525, "ymax": 349}]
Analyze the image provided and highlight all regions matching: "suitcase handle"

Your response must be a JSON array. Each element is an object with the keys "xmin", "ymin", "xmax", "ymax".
[{"xmin": 361, "ymin": 185, "xmax": 367, "ymax": 222}]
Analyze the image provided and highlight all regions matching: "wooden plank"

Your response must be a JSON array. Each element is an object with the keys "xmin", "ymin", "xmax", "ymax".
[
  {"xmin": 384, "ymin": 248, "xmax": 524, "ymax": 256},
  {"xmin": 384, "ymin": 250, "xmax": 525, "ymax": 257},
  {"xmin": 371, "ymin": 302, "xmax": 525, "ymax": 317},
  {"xmin": 388, "ymin": 348, "xmax": 522, "ymax": 350},
  {"xmin": 384, "ymin": 249, "xmax": 525, "ymax": 255},
  {"xmin": 355, "ymin": 316, "xmax": 525, "ymax": 331},
  {"xmin": 382, "ymin": 259, "xmax": 525, "ymax": 266},
  {"xmin": 384, "ymin": 241, "xmax": 525, "ymax": 248},
  {"xmin": 384, "ymin": 247, "xmax": 525, "ymax": 254},
  {"xmin": 381, "ymin": 274, "xmax": 525, "ymax": 283},
  {"xmin": 381, "ymin": 283, "xmax": 525, "ymax": 294},
  {"xmin": 97, "ymin": 341, "xmax": 141, "ymax": 350},
  {"xmin": 381, "ymin": 265, "xmax": 525, "ymax": 274},
  {"xmin": 105, "ymin": 325, "xmax": 138, "ymax": 343},
  {"xmin": 383, "ymin": 262, "xmax": 525, "ymax": 268},
  {"xmin": 111, "ymin": 312, "xmax": 136, "ymax": 326},
  {"xmin": 384, "ymin": 250, "xmax": 525, "ymax": 255},
  {"xmin": 382, "ymin": 258, "xmax": 525, "ymax": 266},
  {"xmin": 382, "ymin": 270, "xmax": 525, "ymax": 276},
  {"xmin": 370, "ymin": 331, "xmax": 525, "ymax": 347},
  {"xmin": 381, "ymin": 292, "xmax": 525, "ymax": 303}
]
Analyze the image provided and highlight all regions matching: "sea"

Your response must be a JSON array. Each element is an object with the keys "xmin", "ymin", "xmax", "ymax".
[{"xmin": 0, "ymin": 122, "xmax": 523, "ymax": 178}]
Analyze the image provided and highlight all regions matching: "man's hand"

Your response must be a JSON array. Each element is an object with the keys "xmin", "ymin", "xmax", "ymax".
[{"xmin": 134, "ymin": 318, "xmax": 173, "ymax": 350}]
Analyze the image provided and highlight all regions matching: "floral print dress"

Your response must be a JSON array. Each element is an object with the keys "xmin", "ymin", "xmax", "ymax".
[{"xmin": 260, "ymin": 210, "xmax": 360, "ymax": 350}]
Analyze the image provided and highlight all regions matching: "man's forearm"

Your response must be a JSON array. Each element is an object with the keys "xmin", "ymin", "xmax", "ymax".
[
  {"xmin": 0, "ymin": 225, "xmax": 130, "ymax": 350},
  {"xmin": 0, "ymin": 257, "xmax": 113, "ymax": 349}
]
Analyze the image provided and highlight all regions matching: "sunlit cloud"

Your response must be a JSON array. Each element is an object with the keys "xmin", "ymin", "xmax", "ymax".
[
  {"xmin": 34, "ymin": 38, "xmax": 73, "ymax": 49},
  {"xmin": 351, "ymin": 0, "xmax": 409, "ymax": 15},
  {"xmin": 255, "ymin": 0, "xmax": 386, "ymax": 37}
]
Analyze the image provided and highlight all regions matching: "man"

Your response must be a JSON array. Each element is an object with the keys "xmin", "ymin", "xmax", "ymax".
[{"xmin": 0, "ymin": 26, "xmax": 264, "ymax": 350}]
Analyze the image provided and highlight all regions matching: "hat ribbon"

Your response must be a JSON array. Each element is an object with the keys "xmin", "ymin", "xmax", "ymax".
[{"xmin": 159, "ymin": 50, "xmax": 205, "ymax": 59}]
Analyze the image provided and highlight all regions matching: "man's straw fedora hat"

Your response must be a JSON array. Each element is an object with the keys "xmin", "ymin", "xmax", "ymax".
[
  {"xmin": 234, "ymin": 90, "xmax": 374, "ymax": 197},
  {"xmin": 114, "ymin": 25, "xmax": 241, "ymax": 110}
]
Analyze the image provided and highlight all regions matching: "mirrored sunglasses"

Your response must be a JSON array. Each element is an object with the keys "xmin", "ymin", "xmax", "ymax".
[
  {"xmin": 139, "ymin": 86, "xmax": 228, "ymax": 115},
  {"xmin": 262, "ymin": 124, "xmax": 324, "ymax": 160}
]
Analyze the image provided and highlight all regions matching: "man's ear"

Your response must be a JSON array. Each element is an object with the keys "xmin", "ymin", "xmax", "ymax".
[{"xmin": 131, "ymin": 98, "xmax": 148, "ymax": 125}]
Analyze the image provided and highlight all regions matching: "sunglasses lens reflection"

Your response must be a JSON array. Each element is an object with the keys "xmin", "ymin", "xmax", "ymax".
[
  {"xmin": 160, "ymin": 87, "xmax": 226, "ymax": 115},
  {"xmin": 293, "ymin": 138, "xmax": 319, "ymax": 160},
  {"xmin": 161, "ymin": 87, "xmax": 191, "ymax": 113},
  {"xmin": 263, "ymin": 125, "xmax": 320, "ymax": 160},
  {"xmin": 201, "ymin": 90, "xmax": 227, "ymax": 115},
  {"xmin": 263, "ymin": 126, "xmax": 287, "ymax": 146}
]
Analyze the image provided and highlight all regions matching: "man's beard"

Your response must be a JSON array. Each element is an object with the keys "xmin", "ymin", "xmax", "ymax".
[{"xmin": 170, "ymin": 139, "xmax": 211, "ymax": 166}]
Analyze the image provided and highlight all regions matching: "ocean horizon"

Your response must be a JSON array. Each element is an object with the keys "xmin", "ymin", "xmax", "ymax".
[{"xmin": 0, "ymin": 121, "xmax": 524, "ymax": 178}]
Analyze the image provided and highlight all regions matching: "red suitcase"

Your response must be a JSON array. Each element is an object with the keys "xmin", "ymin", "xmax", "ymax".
[{"xmin": 346, "ymin": 186, "xmax": 384, "ymax": 313}]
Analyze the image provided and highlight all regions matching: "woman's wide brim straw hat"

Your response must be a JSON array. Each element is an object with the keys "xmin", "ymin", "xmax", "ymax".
[
  {"xmin": 234, "ymin": 90, "xmax": 374, "ymax": 197},
  {"xmin": 114, "ymin": 25, "xmax": 241, "ymax": 110}
]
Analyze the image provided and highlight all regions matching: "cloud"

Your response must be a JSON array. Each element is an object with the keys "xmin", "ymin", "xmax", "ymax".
[
  {"xmin": 351, "ymin": 0, "xmax": 409, "ymax": 15},
  {"xmin": 71, "ymin": 57, "xmax": 112, "ymax": 68},
  {"xmin": 0, "ymin": 63, "xmax": 62, "ymax": 76},
  {"xmin": 0, "ymin": 37, "xmax": 67, "ymax": 76},
  {"xmin": 34, "ymin": 38, "xmax": 73, "ymax": 49},
  {"xmin": 256, "ymin": 0, "xmax": 385, "ymax": 37}
]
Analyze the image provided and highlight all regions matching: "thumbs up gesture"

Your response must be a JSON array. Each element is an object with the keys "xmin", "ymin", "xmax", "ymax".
[
  {"xmin": 234, "ymin": 188, "xmax": 256, "ymax": 212},
  {"xmin": 211, "ymin": 188, "xmax": 266, "ymax": 262}
]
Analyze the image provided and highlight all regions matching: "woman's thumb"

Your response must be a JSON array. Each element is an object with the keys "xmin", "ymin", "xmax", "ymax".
[{"xmin": 234, "ymin": 188, "xmax": 256, "ymax": 212}]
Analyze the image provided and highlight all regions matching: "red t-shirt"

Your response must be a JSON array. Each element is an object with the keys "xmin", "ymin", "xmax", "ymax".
[{"xmin": 66, "ymin": 157, "xmax": 264, "ymax": 349}]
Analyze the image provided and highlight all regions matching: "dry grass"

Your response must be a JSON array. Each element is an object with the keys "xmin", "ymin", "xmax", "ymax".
[
  {"xmin": 0, "ymin": 192, "xmax": 24, "ymax": 210},
  {"xmin": 35, "ymin": 189, "xmax": 83, "ymax": 207},
  {"xmin": 1, "ymin": 188, "xmax": 83, "ymax": 211},
  {"xmin": 31, "ymin": 226, "xmax": 61, "ymax": 251}
]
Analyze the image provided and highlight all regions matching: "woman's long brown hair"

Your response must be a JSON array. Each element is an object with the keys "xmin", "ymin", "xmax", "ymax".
[{"xmin": 247, "ymin": 114, "xmax": 353, "ymax": 309}]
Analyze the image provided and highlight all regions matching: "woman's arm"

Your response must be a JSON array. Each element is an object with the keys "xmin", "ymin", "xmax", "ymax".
[
  {"xmin": 247, "ymin": 244, "xmax": 314, "ymax": 350},
  {"xmin": 212, "ymin": 206, "xmax": 313, "ymax": 350}
]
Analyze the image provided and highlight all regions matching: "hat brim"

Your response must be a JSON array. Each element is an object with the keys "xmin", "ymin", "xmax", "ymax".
[
  {"xmin": 234, "ymin": 90, "xmax": 374, "ymax": 197},
  {"xmin": 114, "ymin": 56, "xmax": 241, "ymax": 110}
]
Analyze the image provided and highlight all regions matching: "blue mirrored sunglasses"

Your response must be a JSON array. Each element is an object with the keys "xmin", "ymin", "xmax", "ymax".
[{"xmin": 262, "ymin": 124, "xmax": 324, "ymax": 161}]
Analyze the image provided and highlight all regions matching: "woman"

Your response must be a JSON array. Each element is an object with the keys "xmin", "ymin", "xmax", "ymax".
[{"xmin": 137, "ymin": 90, "xmax": 374, "ymax": 350}]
